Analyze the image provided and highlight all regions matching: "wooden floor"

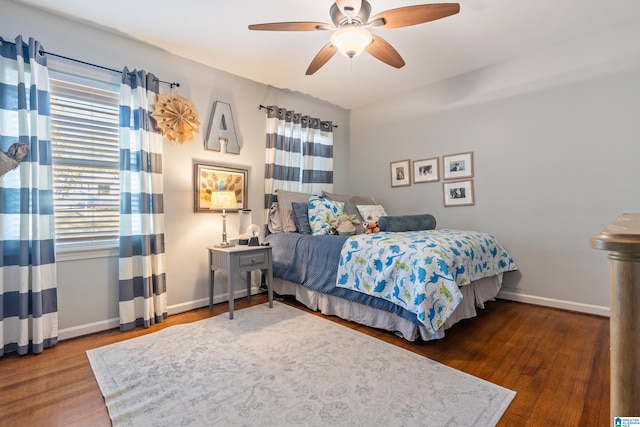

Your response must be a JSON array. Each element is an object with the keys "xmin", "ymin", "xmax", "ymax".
[{"xmin": 0, "ymin": 295, "xmax": 610, "ymax": 426}]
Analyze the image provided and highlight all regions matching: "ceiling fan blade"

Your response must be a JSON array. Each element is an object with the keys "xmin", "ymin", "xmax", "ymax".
[
  {"xmin": 365, "ymin": 35, "xmax": 405, "ymax": 69},
  {"xmin": 248, "ymin": 22, "xmax": 330, "ymax": 31},
  {"xmin": 306, "ymin": 43, "xmax": 339, "ymax": 75},
  {"xmin": 369, "ymin": 3, "xmax": 460, "ymax": 29}
]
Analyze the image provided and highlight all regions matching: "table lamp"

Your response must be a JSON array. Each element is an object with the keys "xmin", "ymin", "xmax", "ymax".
[{"xmin": 210, "ymin": 191, "xmax": 237, "ymax": 247}]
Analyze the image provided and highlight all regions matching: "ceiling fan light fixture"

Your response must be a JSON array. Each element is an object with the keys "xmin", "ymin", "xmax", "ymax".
[{"xmin": 330, "ymin": 26, "xmax": 373, "ymax": 58}]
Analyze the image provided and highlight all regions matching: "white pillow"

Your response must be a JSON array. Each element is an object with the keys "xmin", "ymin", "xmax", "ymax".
[
  {"xmin": 308, "ymin": 196, "xmax": 344, "ymax": 235},
  {"xmin": 356, "ymin": 204, "xmax": 387, "ymax": 225}
]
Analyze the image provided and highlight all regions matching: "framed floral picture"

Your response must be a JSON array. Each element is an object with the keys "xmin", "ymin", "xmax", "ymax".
[
  {"xmin": 443, "ymin": 179, "xmax": 475, "ymax": 207},
  {"xmin": 194, "ymin": 163, "xmax": 248, "ymax": 212},
  {"xmin": 390, "ymin": 159, "xmax": 411, "ymax": 187},
  {"xmin": 443, "ymin": 151, "xmax": 473, "ymax": 180},
  {"xmin": 413, "ymin": 157, "xmax": 439, "ymax": 183}
]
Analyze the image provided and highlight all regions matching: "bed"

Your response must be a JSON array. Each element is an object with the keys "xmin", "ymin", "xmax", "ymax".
[{"xmin": 263, "ymin": 190, "xmax": 518, "ymax": 342}]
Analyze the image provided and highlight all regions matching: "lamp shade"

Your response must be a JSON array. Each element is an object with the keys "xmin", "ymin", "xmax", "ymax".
[
  {"xmin": 331, "ymin": 26, "xmax": 372, "ymax": 58},
  {"xmin": 209, "ymin": 191, "xmax": 237, "ymax": 210}
]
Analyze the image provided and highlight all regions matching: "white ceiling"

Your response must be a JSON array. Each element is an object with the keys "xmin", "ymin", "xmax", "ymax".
[{"xmin": 15, "ymin": 0, "xmax": 640, "ymax": 109}]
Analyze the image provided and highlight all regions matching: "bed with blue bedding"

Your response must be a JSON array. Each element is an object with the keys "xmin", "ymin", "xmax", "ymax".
[{"xmin": 264, "ymin": 228, "xmax": 517, "ymax": 342}]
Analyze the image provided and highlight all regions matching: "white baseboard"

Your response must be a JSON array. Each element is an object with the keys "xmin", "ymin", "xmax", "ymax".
[
  {"xmin": 497, "ymin": 290, "xmax": 610, "ymax": 317},
  {"xmin": 166, "ymin": 297, "xmax": 210, "ymax": 315},
  {"xmin": 59, "ymin": 286, "xmax": 264, "ymax": 340},
  {"xmin": 167, "ymin": 286, "xmax": 263, "ymax": 316},
  {"xmin": 58, "ymin": 317, "xmax": 120, "ymax": 341}
]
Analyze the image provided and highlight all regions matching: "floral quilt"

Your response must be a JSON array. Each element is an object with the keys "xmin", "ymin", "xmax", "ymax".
[{"xmin": 336, "ymin": 229, "xmax": 517, "ymax": 334}]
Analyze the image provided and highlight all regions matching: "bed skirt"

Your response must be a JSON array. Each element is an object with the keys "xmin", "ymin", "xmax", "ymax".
[{"xmin": 272, "ymin": 274, "xmax": 504, "ymax": 342}]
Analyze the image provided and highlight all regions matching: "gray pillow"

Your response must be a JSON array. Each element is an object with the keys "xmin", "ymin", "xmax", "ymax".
[
  {"xmin": 276, "ymin": 189, "xmax": 313, "ymax": 233},
  {"xmin": 321, "ymin": 191, "xmax": 350, "ymax": 203},
  {"xmin": 378, "ymin": 214, "xmax": 437, "ymax": 232},
  {"xmin": 344, "ymin": 195, "xmax": 376, "ymax": 234}
]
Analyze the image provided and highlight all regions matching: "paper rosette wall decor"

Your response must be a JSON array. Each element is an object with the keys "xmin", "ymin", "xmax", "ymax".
[{"xmin": 151, "ymin": 93, "xmax": 201, "ymax": 144}]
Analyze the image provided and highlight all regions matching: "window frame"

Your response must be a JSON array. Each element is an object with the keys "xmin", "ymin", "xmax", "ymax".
[{"xmin": 48, "ymin": 68, "xmax": 121, "ymax": 257}]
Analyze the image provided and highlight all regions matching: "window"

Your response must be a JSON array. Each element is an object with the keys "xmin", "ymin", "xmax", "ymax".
[{"xmin": 49, "ymin": 74, "xmax": 120, "ymax": 245}]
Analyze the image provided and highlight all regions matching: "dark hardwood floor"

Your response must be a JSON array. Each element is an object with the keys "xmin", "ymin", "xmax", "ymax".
[{"xmin": 0, "ymin": 295, "xmax": 610, "ymax": 426}]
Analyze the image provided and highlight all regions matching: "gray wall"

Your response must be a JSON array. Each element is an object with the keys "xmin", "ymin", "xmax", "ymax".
[
  {"xmin": 349, "ymin": 18, "xmax": 640, "ymax": 314},
  {"xmin": 2, "ymin": 0, "xmax": 349, "ymax": 338}
]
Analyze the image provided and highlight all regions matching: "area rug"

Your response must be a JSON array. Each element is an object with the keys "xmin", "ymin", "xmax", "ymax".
[{"xmin": 87, "ymin": 302, "xmax": 515, "ymax": 426}]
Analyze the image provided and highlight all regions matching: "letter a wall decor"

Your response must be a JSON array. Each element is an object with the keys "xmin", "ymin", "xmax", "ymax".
[{"xmin": 204, "ymin": 101, "xmax": 240, "ymax": 154}]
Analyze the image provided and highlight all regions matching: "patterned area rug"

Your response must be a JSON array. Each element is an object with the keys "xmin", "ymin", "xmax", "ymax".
[{"xmin": 87, "ymin": 302, "xmax": 515, "ymax": 426}]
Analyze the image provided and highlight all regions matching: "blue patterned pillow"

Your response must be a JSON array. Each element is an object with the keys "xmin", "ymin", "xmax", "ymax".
[{"xmin": 308, "ymin": 196, "xmax": 344, "ymax": 236}]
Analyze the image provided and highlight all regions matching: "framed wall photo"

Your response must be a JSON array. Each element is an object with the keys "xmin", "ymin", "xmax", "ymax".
[
  {"xmin": 390, "ymin": 160, "xmax": 411, "ymax": 187},
  {"xmin": 413, "ymin": 157, "xmax": 439, "ymax": 183},
  {"xmin": 443, "ymin": 179, "xmax": 475, "ymax": 207},
  {"xmin": 194, "ymin": 163, "xmax": 248, "ymax": 212},
  {"xmin": 443, "ymin": 151, "xmax": 473, "ymax": 180}
]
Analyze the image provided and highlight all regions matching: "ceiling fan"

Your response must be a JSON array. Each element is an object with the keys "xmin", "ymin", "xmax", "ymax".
[{"xmin": 248, "ymin": 0, "xmax": 460, "ymax": 75}]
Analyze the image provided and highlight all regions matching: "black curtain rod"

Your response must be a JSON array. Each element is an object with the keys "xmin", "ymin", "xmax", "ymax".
[
  {"xmin": 259, "ymin": 104, "xmax": 338, "ymax": 128},
  {"xmin": 45, "ymin": 51, "xmax": 180, "ymax": 88},
  {"xmin": 2, "ymin": 39, "xmax": 179, "ymax": 88}
]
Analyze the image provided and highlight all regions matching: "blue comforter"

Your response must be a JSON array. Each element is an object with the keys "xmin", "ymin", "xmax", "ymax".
[
  {"xmin": 264, "ymin": 232, "xmax": 423, "ymax": 324},
  {"xmin": 335, "ymin": 230, "xmax": 518, "ymax": 334}
]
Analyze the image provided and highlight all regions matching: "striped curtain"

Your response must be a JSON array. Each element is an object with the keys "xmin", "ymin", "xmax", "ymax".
[
  {"xmin": 118, "ymin": 68, "xmax": 167, "ymax": 331},
  {"xmin": 263, "ymin": 105, "xmax": 333, "ymax": 220},
  {"xmin": 0, "ymin": 36, "xmax": 58, "ymax": 356}
]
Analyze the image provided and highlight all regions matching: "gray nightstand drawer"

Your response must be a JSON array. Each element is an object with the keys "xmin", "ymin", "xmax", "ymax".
[{"xmin": 239, "ymin": 252, "xmax": 267, "ymax": 267}]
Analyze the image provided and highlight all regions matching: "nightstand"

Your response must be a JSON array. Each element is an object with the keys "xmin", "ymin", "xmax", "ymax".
[{"xmin": 208, "ymin": 245, "xmax": 273, "ymax": 319}]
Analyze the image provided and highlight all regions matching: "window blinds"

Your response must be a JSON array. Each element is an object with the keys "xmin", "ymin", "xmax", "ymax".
[{"xmin": 49, "ymin": 77, "xmax": 120, "ymax": 242}]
